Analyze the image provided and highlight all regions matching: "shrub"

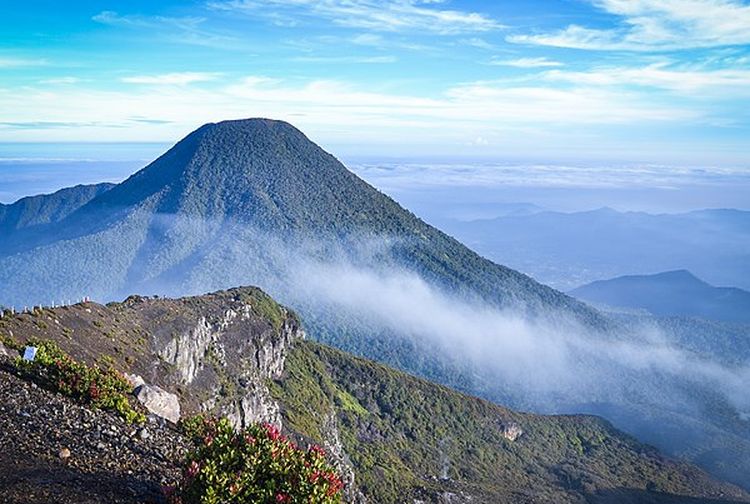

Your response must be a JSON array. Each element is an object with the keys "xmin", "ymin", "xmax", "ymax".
[
  {"xmin": 14, "ymin": 339, "xmax": 145, "ymax": 424},
  {"xmin": 168, "ymin": 417, "xmax": 343, "ymax": 504}
]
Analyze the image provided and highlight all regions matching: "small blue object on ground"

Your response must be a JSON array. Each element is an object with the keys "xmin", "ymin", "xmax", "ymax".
[{"xmin": 23, "ymin": 346, "xmax": 37, "ymax": 362}]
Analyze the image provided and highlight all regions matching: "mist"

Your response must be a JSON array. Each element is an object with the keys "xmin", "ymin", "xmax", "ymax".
[{"xmin": 284, "ymin": 258, "xmax": 750, "ymax": 413}]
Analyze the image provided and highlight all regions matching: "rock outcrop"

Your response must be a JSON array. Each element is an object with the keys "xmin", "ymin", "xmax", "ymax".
[
  {"xmin": 501, "ymin": 422, "xmax": 523, "ymax": 441},
  {"xmin": 134, "ymin": 384, "xmax": 181, "ymax": 424}
]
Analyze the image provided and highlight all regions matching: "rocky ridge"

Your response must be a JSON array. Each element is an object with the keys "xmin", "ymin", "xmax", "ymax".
[{"xmin": 2, "ymin": 288, "xmax": 749, "ymax": 503}]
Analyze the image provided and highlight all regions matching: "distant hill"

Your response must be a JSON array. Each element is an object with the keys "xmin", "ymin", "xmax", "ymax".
[
  {"xmin": 2, "ymin": 288, "xmax": 748, "ymax": 504},
  {"xmin": 0, "ymin": 182, "xmax": 113, "ymax": 239},
  {"xmin": 440, "ymin": 207, "xmax": 750, "ymax": 291},
  {"xmin": 571, "ymin": 270, "xmax": 750, "ymax": 324}
]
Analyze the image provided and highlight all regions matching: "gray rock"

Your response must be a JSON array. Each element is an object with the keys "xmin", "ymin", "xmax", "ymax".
[
  {"xmin": 501, "ymin": 422, "xmax": 523, "ymax": 441},
  {"xmin": 138, "ymin": 428, "xmax": 150, "ymax": 440},
  {"xmin": 157, "ymin": 317, "xmax": 215, "ymax": 384},
  {"xmin": 124, "ymin": 373, "xmax": 145, "ymax": 390},
  {"xmin": 0, "ymin": 341, "xmax": 7, "ymax": 357},
  {"xmin": 134, "ymin": 384, "xmax": 181, "ymax": 424}
]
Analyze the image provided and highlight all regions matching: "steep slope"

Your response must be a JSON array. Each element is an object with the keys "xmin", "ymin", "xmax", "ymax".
[
  {"xmin": 0, "ymin": 367, "xmax": 188, "ymax": 504},
  {"xmin": 571, "ymin": 270, "xmax": 750, "ymax": 324},
  {"xmin": 1, "ymin": 288, "xmax": 747, "ymax": 504}
]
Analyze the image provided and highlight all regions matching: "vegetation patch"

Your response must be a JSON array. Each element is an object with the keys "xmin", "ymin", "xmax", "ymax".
[
  {"xmin": 12, "ymin": 339, "xmax": 145, "ymax": 424},
  {"xmin": 169, "ymin": 416, "xmax": 343, "ymax": 504},
  {"xmin": 236, "ymin": 288, "xmax": 289, "ymax": 331}
]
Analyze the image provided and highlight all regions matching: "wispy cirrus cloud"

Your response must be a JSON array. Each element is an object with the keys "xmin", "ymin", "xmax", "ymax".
[
  {"xmin": 0, "ymin": 56, "xmax": 46, "ymax": 68},
  {"xmin": 292, "ymin": 55, "xmax": 397, "ymax": 64},
  {"xmin": 121, "ymin": 72, "xmax": 221, "ymax": 85},
  {"xmin": 509, "ymin": 0, "xmax": 750, "ymax": 51},
  {"xmin": 208, "ymin": 0, "xmax": 503, "ymax": 34},
  {"xmin": 39, "ymin": 77, "xmax": 82, "ymax": 85},
  {"xmin": 489, "ymin": 57, "xmax": 563, "ymax": 68},
  {"xmin": 92, "ymin": 11, "xmax": 239, "ymax": 49},
  {"xmin": 0, "ymin": 73, "xmax": 698, "ymax": 142},
  {"xmin": 458, "ymin": 37, "xmax": 497, "ymax": 50},
  {"xmin": 543, "ymin": 62, "xmax": 750, "ymax": 94},
  {"xmin": 93, "ymin": 10, "xmax": 204, "ymax": 30}
]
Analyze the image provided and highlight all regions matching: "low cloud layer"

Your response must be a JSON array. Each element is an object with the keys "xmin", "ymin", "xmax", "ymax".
[{"xmin": 286, "ymin": 258, "xmax": 750, "ymax": 417}]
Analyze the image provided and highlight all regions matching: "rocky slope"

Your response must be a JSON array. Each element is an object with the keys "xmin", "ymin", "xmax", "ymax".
[
  {"xmin": 0, "ymin": 365, "xmax": 187, "ymax": 504},
  {"xmin": 1, "ymin": 288, "xmax": 748, "ymax": 503}
]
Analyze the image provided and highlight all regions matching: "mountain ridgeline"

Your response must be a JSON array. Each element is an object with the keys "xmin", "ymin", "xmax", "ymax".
[
  {"xmin": 0, "ymin": 182, "xmax": 114, "ymax": 239},
  {"xmin": 571, "ymin": 270, "xmax": 750, "ymax": 324},
  {"xmin": 1, "ymin": 119, "xmax": 748, "ymax": 490}
]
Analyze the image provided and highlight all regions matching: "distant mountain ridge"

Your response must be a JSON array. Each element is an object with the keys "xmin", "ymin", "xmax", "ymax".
[
  {"xmin": 571, "ymin": 270, "xmax": 750, "ymax": 324},
  {"xmin": 0, "ymin": 182, "xmax": 113, "ymax": 237},
  {"xmin": 440, "ymin": 207, "xmax": 750, "ymax": 291}
]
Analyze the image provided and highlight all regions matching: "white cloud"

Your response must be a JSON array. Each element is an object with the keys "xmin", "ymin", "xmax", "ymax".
[
  {"xmin": 544, "ymin": 63, "xmax": 750, "ymax": 94},
  {"xmin": 459, "ymin": 37, "xmax": 497, "ymax": 50},
  {"xmin": 0, "ymin": 75, "xmax": 694, "ymax": 130},
  {"xmin": 92, "ymin": 11, "xmax": 239, "ymax": 49},
  {"xmin": 509, "ymin": 0, "xmax": 750, "ymax": 50},
  {"xmin": 350, "ymin": 161, "xmax": 750, "ymax": 190},
  {"xmin": 121, "ymin": 72, "xmax": 221, "ymax": 85},
  {"xmin": 93, "ymin": 10, "xmax": 205, "ymax": 30},
  {"xmin": 208, "ymin": 0, "xmax": 503, "ymax": 34},
  {"xmin": 0, "ymin": 73, "xmax": 722, "ymax": 158},
  {"xmin": 40, "ymin": 77, "xmax": 81, "ymax": 85},
  {"xmin": 0, "ymin": 57, "xmax": 46, "ymax": 68},
  {"xmin": 489, "ymin": 57, "xmax": 563, "ymax": 68},
  {"xmin": 291, "ymin": 55, "xmax": 397, "ymax": 64}
]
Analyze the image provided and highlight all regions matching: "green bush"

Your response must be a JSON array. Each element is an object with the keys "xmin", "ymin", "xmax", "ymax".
[
  {"xmin": 14, "ymin": 339, "xmax": 145, "ymax": 424},
  {"xmin": 168, "ymin": 417, "xmax": 343, "ymax": 504}
]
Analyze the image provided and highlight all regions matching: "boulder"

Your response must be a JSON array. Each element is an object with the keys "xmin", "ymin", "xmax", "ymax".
[
  {"xmin": 134, "ymin": 384, "xmax": 181, "ymax": 423},
  {"xmin": 124, "ymin": 373, "xmax": 145, "ymax": 390}
]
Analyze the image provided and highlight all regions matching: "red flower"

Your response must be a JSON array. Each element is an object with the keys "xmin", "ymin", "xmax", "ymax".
[
  {"xmin": 264, "ymin": 422, "xmax": 281, "ymax": 441},
  {"xmin": 186, "ymin": 460, "xmax": 201, "ymax": 479},
  {"xmin": 88, "ymin": 383, "xmax": 100, "ymax": 400},
  {"xmin": 309, "ymin": 444, "xmax": 326, "ymax": 457},
  {"xmin": 275, "ymin": 492, "xmax": 291, "ymax": 503}
]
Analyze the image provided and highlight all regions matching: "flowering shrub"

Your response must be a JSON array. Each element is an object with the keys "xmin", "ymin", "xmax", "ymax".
[
  {"xmin": 14, "ymin": 339, "xmax": 145, "ymax": 424},
  {"xmin": 168, "ymin": 416, "xmax": 343, "ymax": 504}
]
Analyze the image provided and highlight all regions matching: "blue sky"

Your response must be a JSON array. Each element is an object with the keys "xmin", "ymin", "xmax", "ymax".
[{"xmin": 1, "ymin": 0, "xmax": 750, "ymax": 165}]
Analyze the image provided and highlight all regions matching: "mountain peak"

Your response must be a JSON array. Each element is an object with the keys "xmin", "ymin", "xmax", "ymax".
[
  {"xmin": 86, "ymin": 117, "xmax": 346, "ymax": 221},
  {"xmin": 653, "ymin": 269, "xmax": 702, "ymax": 283},
  {"xmin": 205, "ymin": 117, "xmax": 297, "ymax": 129}
]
